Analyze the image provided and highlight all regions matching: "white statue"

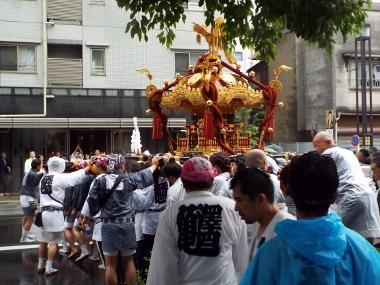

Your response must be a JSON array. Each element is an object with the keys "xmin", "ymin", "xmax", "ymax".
[{"xmin": 131, "ymin": 117, "xmax": 142, "ymax": 154}]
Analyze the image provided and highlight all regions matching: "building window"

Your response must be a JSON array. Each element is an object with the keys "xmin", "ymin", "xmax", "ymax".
[
  {"xmin": 91, "ymin": 48, "xmax": 105, "ymax": 75},
  {"xmin": 347, "ymin": 59, "xmax": 380, "ymax": 89},
  {"xmin": 19, "ymin": 46, "xmax": 37, "ymax": 71},
  {"xmin": 175, "ymin": 51, "xmax": 204, "ymax": 75},
  {"xmin": 0, "ymin": 45, "xmax": 36, "ymax": 72}
]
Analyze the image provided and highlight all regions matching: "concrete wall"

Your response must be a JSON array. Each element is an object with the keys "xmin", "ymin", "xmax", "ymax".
[
  {"xmin": 270, "ymin": 32, "xmax": 334, "ymax": 143},
  {"xmin": 270, "ymin": 37, "xmax": 334, "ymax": 142},
  {"xmin": 295, "ymin": 39, "xmax": 334, "ymax": 138},
  {"xmin": 269, "ymin": 32, "xmax": 298, "ymax": 143}
]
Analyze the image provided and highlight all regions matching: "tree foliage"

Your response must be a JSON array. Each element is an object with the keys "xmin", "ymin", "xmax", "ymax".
[
  {"xmin": 116, "ymin": 0, "xmax": 371, "ymax": 61},
  {"xmin": 234, "ymin": 108, "xmax": 265, "ymax": 147}
]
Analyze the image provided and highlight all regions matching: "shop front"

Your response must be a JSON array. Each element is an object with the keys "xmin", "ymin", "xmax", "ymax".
[{"xmin": 0, "ymin": 117, "xmax": 186, "ymax": 193}]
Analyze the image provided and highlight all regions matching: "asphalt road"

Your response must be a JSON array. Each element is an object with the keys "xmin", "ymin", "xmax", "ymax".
[{"xmin": 0, "ymin": 196, "xmax": 106, "ymax": 285}]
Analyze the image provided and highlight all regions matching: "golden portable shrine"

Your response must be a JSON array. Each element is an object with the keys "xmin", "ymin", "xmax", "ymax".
[{"xmin": 140, "ymin": 18, "xmax": 290, "ymax": 156}]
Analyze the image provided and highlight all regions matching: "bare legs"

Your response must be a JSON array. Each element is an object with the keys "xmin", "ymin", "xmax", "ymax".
[
  {"xmin": 22, "ymin": 215, "xmax": 34, "ymax": 231},
  {"xmin": 105, "ymin": 255, "xmax": 118, "ymax": 285},
  {"xmin": 38, "ymin": 243, "xmax": 57, "ymax": 264},
  {"xmin": 47, "ymin": 243, "xmax": 57, "ymax": 261},
  {"xmin": 63, "ymin": 228, "xmax": 75, "ymax": 253},
  {"xmin": 122, "ymin": 255, "xmax": 136, "ymax": 285},
  {"xmin": 38, "ymin": 242, "xmax": 47, "ymax": 260},
  {"xmin": 104, "ymin": 254, "xmax": 136, "ymax": 285}
]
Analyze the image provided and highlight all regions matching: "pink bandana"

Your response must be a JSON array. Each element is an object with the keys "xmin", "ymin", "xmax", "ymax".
[
  {"xmin": 95, "ymin": 156, "xmax": 109, "ymax": 171},
  {"xmin": 181, "ymin": 157, "xmax": 217, "ymax": 182}
]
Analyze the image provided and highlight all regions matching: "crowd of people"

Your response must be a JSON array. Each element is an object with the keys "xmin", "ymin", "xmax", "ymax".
[{"xmin": 17, "ymin": 131, "xmax": 380, "ymax": 284}]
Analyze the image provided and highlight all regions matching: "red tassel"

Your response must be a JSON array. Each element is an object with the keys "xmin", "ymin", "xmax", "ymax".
[
  {"xmin": 203, "ymin": 109, "xmax": 214, "ymax": 139},
  {"xmin": 152, "ymin": 113, "xmax": 163, "ymax": 140}
]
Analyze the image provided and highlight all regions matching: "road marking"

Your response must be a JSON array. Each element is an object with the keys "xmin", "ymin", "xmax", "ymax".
[{"xmin": 0, "ymin": 244, "xmax": 39, "ymax": 252}]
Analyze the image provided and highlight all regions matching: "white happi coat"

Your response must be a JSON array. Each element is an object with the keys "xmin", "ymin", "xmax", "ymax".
[
  {"xmin": 219, "ymin": 174, "xmax": 287, "ymax": 210},
  {"xmin": 133, "ymin": 188, "xmax": 144, "ymax": 241},
  {"xmin": 324, "ymin": 147, "xmax": 373, "ymax": 197},
  {"xmin": 246, "ymin": 210, "xmax": 295, "ymax": 260},
  {"xmin": 40, "ymin": 169, "xmax": 86, "ymax": 232},
  {"xmin": 133, "ymin": 183, "xmax": 168, "ymax": 236},
  {"xmin": 166, "ymin": 178, "xmax": 186, "ymax": 206},
  {"xmin": 323, "ymin": 146, "xmax": 380, "ymax": 238},
  {"xmin": 211, "ymin": 172, "xmax": 231, "ymax": 196},
  {"xmin": 147, "ymin": 191, "xmax": 248, "ymax": 285}
]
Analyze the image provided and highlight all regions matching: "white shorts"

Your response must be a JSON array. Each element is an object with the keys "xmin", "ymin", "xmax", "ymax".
[
  {"xmin": 63, "ymin": 221, "xmax": 74, "ymax": 229},
  {"xmin": 103, "ymin": 248, "xmax": 136, "ymax": 257},
  {"xmin": 20, "ymin": 195, "xmax": 37, "ymax": 215},
  {"xmin": 73, "ymin": 218, "xmax": 81, "ymax": 228},
  {"xmin": 92, "ymin": 220, "xmax": 102, "ymax": 242},
  {"xmin": 64, "ymin": 214, "xmax": 76, "ymax": 229},
  {"xmin": 38, "ymin": 230, "xmax": 64, "ymax": 244},
  {"xmin": 20, "ymin": 195, "xmax": 36, "ymax": 208}
]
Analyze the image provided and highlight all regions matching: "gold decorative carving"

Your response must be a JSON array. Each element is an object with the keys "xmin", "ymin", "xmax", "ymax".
[
  {"xmin": 220, "ymin": 72, "xmax": 237, "ymax": 85},
  {"xmin": 187, "ymin": 73, "xmax": 202, "ymax": 86},
  {"xmin": 145, "ymin": 84, "xmax": 157, "ymax": 97}
]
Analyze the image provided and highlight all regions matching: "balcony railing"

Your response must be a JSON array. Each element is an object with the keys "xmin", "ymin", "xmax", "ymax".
[{"xmin": 48, "ymin": 58, "xmax": 83, "ymax": 87}]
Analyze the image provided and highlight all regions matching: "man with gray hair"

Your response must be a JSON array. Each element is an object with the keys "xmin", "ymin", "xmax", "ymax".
[
  {"xmin": 313, "ymin": 131, "xmax": 380, "ymax": 242},
  {"xmin": 245, "ymin": 149, "xmax": 285, "ymax": 205}
]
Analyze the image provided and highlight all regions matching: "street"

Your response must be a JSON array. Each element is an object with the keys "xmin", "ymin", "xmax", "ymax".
[{"xmin": 0, "ymin": 197, "xmax": 105, "ymax": 285}]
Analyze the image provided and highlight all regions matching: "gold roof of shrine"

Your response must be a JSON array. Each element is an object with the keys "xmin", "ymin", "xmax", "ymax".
[{"xmin": 161, "ymin": 69, "xmax": 265, "ymax": 116}]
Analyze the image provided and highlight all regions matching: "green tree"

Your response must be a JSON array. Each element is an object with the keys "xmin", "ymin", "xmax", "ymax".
[
  {"xmin": 234, "ymin": 108, "xmax": 265, "ymax": 147},
  {"xmin": 116, "ymin": 0, "xmax": 371, "ymax": 61}
]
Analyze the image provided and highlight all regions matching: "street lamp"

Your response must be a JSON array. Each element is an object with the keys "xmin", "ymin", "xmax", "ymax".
[{"xmin": 355, "ymin": 23, "xmax": 373, "ymax": 148}]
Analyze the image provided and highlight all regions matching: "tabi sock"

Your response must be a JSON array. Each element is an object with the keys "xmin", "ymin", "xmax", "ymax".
[
  {"xmin": 80, "ymin": 245, "xmax": 88, "ymax": 254},
  {"xmin": 61, "ymin": 243, "xmax": 68, "ymax": 251},
  {"xmin": 21, "ymin": 229, "xmax": 29, "ymax": 240},
  {"xmin": 38, "ymin": 258, "xmax": 46, "ymax": 269},
  {"xmin": 46, "ymin": 260, "xmax": 54, "ymax": 271}
]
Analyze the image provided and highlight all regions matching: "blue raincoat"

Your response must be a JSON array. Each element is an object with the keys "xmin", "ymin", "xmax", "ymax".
[{"xmin": 240, "ymin": 213, "xmax": 380, "ymax": 285}]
